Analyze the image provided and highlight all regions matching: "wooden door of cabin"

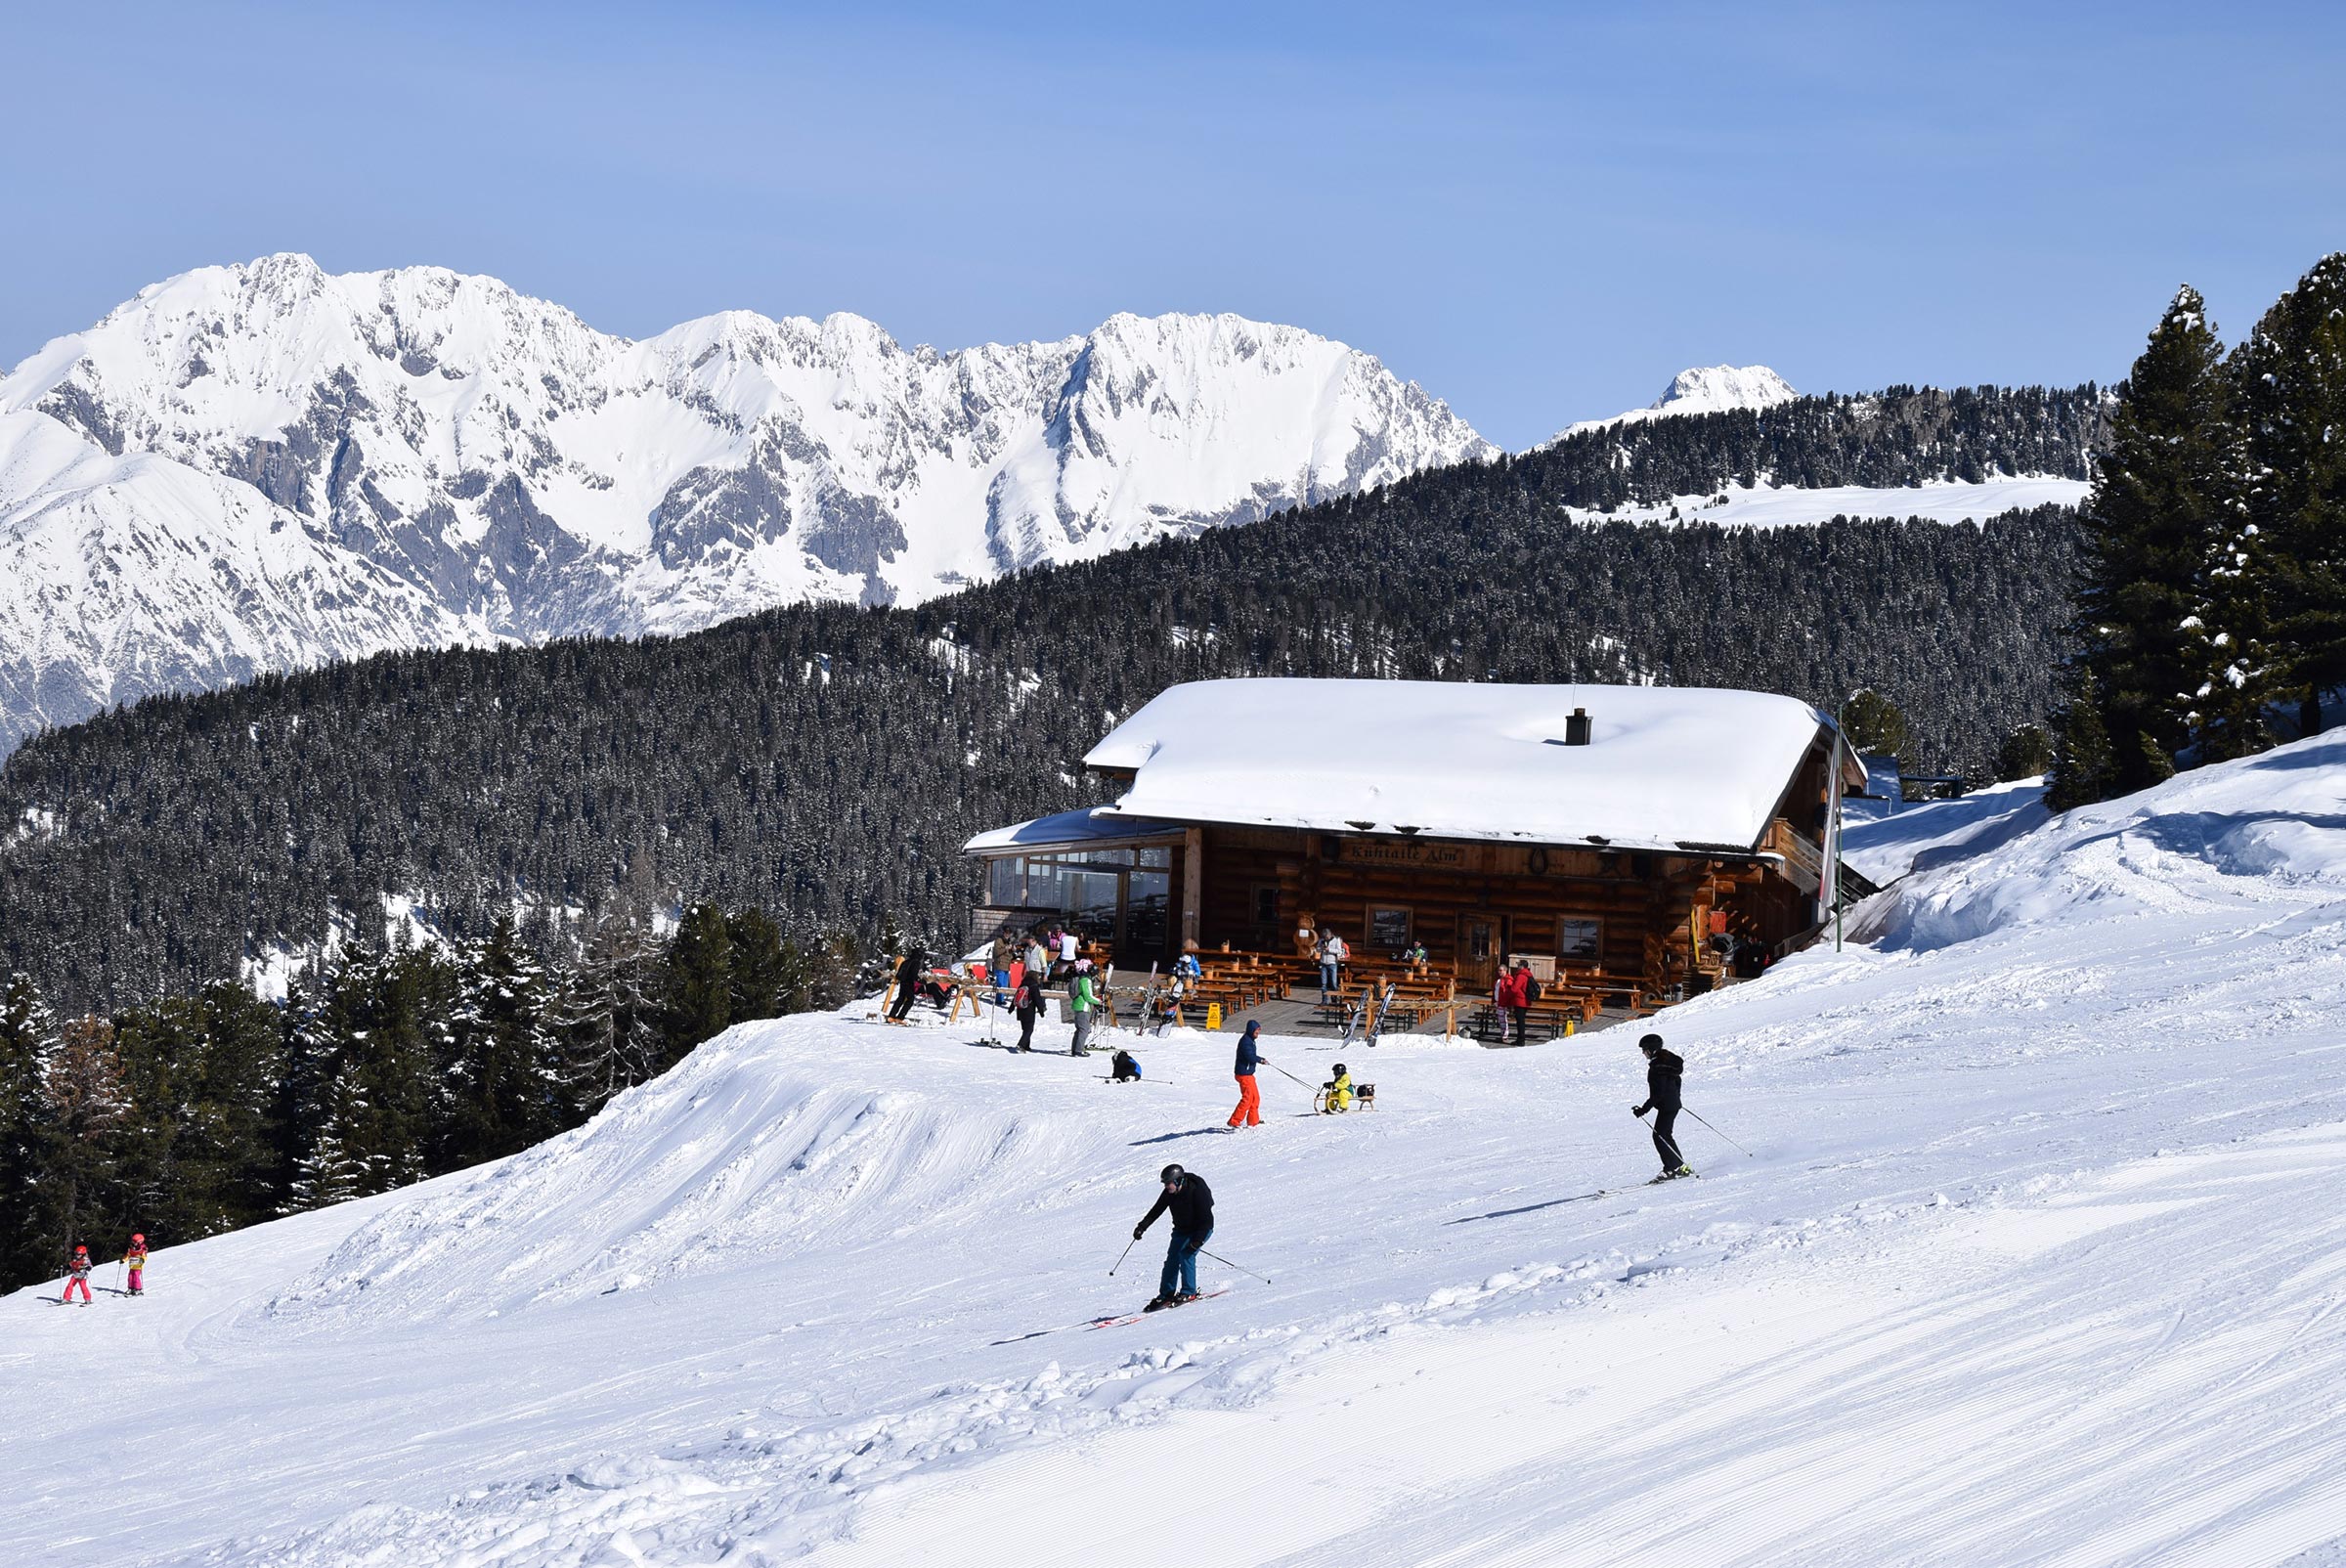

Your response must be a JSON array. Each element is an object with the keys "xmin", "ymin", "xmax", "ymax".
[{"xmin": 1457, "ymin": 913, "xmax": 1501, "ymax": 991}]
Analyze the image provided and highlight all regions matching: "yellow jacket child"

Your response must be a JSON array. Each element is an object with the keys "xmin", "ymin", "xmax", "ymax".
[{"xmin": 1321, "ymin": 1066, "xmax": 1355, "ymax": 1113}]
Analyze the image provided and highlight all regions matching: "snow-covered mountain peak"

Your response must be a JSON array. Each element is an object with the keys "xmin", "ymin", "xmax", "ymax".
[
  {"xmin": 0, "ymin": 258, "xmax": 1493, "ymax": 753},
  {"xmin": 1549, "ymin": 363, "xmax": 1800, "ymax": 443}
]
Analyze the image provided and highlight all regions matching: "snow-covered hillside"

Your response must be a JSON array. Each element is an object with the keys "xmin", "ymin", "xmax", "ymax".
[
  {"xmin": 9, "ymin": 733, "xmax": 2346, "ymax": 1565},
  {"xmin": 1570, "ymin": 474, "xmax": 2092, "ymax": 530},
  {"xmin": 1553, "ymin": 363, "xmax": 1800, "ymax": 440},
  {"xmin": 0, "ymin": 256, "xmax": 1493, "ymax": 751},
  {"xmin": 1541, "ymin": 366, "xmax": 2090, "ymax": 531}
]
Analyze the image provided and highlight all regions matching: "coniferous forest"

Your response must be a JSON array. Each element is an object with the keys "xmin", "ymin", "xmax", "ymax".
[
  {"xmin": 0, "ymin": 380, "xmax": 2114, "ymax": 1287},
  {"xmin": 2052, "ymin": 255, "xmax": 2346, "ymax": 806}
]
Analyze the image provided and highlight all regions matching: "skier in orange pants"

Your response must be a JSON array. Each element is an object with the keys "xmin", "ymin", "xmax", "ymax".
[{"xmin": 1228, "ymin": 1021, "xmax": 1267, "ymax": 1129}]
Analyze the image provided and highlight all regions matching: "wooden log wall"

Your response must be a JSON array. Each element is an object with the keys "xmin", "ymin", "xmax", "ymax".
[{"xmin": 1190, "ymin": 826, "xmax": 1814, "ymax": 989}]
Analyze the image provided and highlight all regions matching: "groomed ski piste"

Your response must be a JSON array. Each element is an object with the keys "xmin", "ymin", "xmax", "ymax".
[{"xmin": 8, "ymin": 733, "xmax": 2346, "ymax": 1566}]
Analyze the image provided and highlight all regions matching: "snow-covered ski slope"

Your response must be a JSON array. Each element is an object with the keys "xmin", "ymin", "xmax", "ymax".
[
  {"xmin": 1565, "ymin": 475, "xmax": 2090, "ymax": 530},
  {"xmin": 8, "ymin": 734, "xmax": 2346, "ymax": 1566}
]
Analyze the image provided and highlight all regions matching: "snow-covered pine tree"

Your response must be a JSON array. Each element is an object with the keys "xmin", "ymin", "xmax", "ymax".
[
  {"xmin": 40, "ymin": 1015, "xmax": 135, "ymax": 1260},
  {"xmin": 283, "ymin": 1060, "xmax": 371, "ymax": 1212},
  {"xmin": 724, "ymin": 907, "xmax": 792, "ymax": 1024},
  {"xmin": 551, "ymin": 914, "xmax": 666, "ymax": 1119},
  {"xmin": 0, "ymin": 974, "xmax": 57, "ymax": 1285},
  {"xmin": 2070, "ymin": 286, "xmax": 2234, "ymax": 797},
  {"xmin": 2048, "ymin": 671, "xmax": 2119, "ymax": 810},
  {"xmin": 2233, "ymin": 252, "xmax": 2346, "ymax": 739},
  {"xmin": 440, "ymin": 916, "xmax": 558, "ymax": 1168}
]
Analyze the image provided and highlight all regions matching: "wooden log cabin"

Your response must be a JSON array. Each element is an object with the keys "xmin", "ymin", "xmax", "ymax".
[{"xmin": 964, "ymin": 678, "xmax": 1866, "ymax": 997}]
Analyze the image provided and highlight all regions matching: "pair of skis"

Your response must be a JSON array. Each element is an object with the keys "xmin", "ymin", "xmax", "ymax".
[
  {"xmin": 991, "ymin": 1286, "xmax": 1231, "ymax": 1344},
  {"xmin": 1337, "ymin": 980, "xmax": 1398, "ymax": 1046}
]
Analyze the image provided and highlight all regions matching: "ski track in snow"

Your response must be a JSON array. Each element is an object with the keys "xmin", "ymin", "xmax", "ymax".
[{"xmin": 4, "ymin": 735, "xmax": 2346, "ymax": 1565}]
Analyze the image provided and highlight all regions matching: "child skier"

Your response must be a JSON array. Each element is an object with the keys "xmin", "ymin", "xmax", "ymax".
[
  {"xmin": 123, "ymin": 1234, "xmax": 148, "ymax": 1296},
  {"xmin": 62, "ymin": 1245, "xmax": 93, "ymax": 1305},
  {"xmin": 1110, "ymin": 1048, "xmax": 1142, "ymax": 1082},
  {"xmin": 1631, "ymin": 1033, "xmax": 1695, "ymax": 1180},
  {"xmin": 1320, "ymin": 1063, "xmax": 1355, "ymax": 1113}
]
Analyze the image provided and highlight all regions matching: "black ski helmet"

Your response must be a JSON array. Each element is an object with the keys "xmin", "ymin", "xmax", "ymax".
[
  {"xmin": 1160, "ymin": 1163, "xmax": 1184, "ymax": 1184},
  {"xmin": 1333, "ymin": 1063, "xmax": 1347, "ymax": 1075},
  {"xmin": 1639, "ymin": 1032, "xmax": 1665, "ymax": 1052}
]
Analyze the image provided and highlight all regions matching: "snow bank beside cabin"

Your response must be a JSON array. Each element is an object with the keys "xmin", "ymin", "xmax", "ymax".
[
  {"xmin": 1853, "ymin": 731, "xmax": 2346, "ymax": 954},
  {"xmin": 1839, "ymin": 776, "xmax": 2049, "ymax": 885}
]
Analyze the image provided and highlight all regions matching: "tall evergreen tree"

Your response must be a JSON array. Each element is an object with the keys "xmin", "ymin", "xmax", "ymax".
[
  {"xmin": 2233, "ymin": 252, "xmax": 2346, "ymax": 737},
  {"xmin": 0, "ymin": 974, "xmax": 56, "ymax": 1285},
  {"xmin": 440, "ymin": 918, "xmax": 557, "ymax": 1168},
  {"xmin": 551, "ymin": 914, "xmax": 667, "ymax": 1119},
  {"xmin": 40, "ymin": 1016, "xmax": 135, "ymax": 1262},
  {"xmin": 724, "ymin": 908, "xmax": 791, "ymax": 1024},
  {"xmin": 2070, "ymin": 286, "xmax": 2235, "ymax": 796},
  {"xmin": 661, "ymin": 904, "xmax": 733, "ymax": 1063}
]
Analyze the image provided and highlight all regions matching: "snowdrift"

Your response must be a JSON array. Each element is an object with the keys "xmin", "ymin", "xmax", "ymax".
[
  {"xmin": 266, "ymin": 1038, "xmax": 1097, "ymax": 1327},
  {"xmin": 1854, "ymin": 730, "xmax": 2346, "ymax": 953}
]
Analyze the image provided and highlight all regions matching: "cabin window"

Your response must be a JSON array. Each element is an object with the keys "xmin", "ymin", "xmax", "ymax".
[
  {"xmin": 1368, "ymin": 905, "xmax": 1412, "ymax": 951},
  {"xmin": 1127, "ymin": 870, "xmax": 1171, "ymax": 951},
  {"xmin": 1557, "ymin": 918, "xmax": 1603, "ymax": 963},
  {"xmin": 980, "ymin": 845, "xmax": 1182, "ymax": 959}
]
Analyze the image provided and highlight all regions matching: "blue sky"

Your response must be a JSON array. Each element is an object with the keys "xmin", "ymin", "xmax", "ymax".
[{"xmin": 7, "ymin": 1, "xmax": 2342, "ymax": 448}]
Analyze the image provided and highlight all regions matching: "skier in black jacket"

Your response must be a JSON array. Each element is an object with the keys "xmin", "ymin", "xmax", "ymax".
[
  {"xmin": 1134, "ymin": 1163, "xmax": 1215, "ymax": 1310},
  {"xmin": 1014, "ymin": 970, "xmax": 1043, "ymax": 1052},
  {"xmin": 1631, "ymin": 1033, "xmax": 1694, "ymax": 1180},
  {"xmin": 888, "ymin": 949, "xmax": 924, "ymax": 1022}
]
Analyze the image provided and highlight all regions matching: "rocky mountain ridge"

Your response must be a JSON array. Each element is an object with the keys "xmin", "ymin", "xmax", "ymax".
[{"xmin": 0, "ymin": 255, "xmax": 1494, "ymax": 752}]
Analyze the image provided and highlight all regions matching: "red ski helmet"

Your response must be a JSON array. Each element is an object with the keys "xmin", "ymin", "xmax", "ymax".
[
  {"xmin": 74, "ymin": 1244, "xmax": 87, "ymax": 1254},
  {"xmin": 132, "ymin": 1234, "xmax": 145, "ymax": 1243}
]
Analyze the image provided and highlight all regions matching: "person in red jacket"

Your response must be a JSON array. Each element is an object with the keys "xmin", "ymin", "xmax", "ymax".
[
  {"xmin": 62, "ymin": 1245, "xmax": 93, "ymax": 1305},
  {"xmin": 1495, "ymin": 960, "xmax": 1532, "ymax": 1044},
  {"xmin": 123, "ymin": 1234, "xmax": 149, "ymax": 1296}
]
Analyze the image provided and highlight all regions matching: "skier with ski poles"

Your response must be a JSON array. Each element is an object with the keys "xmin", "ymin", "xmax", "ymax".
[
  {"xmin": 62, "ymin": 1244, "xmax": 93, "ymax": 1305},
  {"xmin": 1229, "ymin": 1020, "xmax": 1267, "ymax": 1130},
  {"xmin": 122, "ymin": 1233, "xmax": 148, "ymax": 1296},
  {"xmin": 1631, "ymin": 1033, "xmax": 1695, "ymax": 1181},
  {"xmin": 1133, "ymin": 1163, "xmax": 1214, "ymax": 1311}
]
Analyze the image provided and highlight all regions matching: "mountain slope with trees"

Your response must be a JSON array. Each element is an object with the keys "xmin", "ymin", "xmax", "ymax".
[{"xmin": 2, "ymin": 479, "xmax": 2080, "ymax": 1017}]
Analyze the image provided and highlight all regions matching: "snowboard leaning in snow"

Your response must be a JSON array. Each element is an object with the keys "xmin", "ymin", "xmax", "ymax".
[{"xmin": 990, "ymin": 1287, "xmax": 1231, "ymax": 1344}]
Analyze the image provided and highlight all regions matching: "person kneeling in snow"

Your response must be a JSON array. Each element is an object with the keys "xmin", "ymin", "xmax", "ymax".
[
  {"xmin": 1320, "ymin": 1063, "xmax": 1355, "ymax": 1113},
  {"xmin": 1134, "ymin": 1163, "xmax": 1214, "ymax": 1311},
  {"xmin": 1110, "ymin": 1048, "xmax": 1142, "ymax": 1082}
]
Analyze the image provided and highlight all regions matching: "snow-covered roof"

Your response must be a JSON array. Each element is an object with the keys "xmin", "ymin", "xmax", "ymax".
[
  {"xmin": 962, "ymin": 806, "xmax": 1184, "ymax": 853},
  {"xmin": 1082, "ymin": 678, "xmax": 1837, "ymax": 853}
]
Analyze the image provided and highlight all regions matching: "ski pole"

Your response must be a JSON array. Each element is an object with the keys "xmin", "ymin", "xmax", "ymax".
[
  {"xmin": 1108, "ymin": 1237, "xmax": 1137, "ymax": 1277},
  {"xmin": 1684, "ymin": 1106, "xmax": 1754, "ymax": 1158},
  {"xmin": 1198, "ymin": 1247, "xmax": 1271, "ymax": 1285}
]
